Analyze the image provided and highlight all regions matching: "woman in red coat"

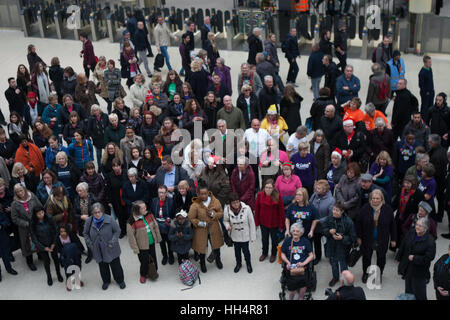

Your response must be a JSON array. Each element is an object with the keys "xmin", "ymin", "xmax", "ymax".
[
  {"xmin": 230, "ymin": 157, "xmax": 256, "ymax": 211},
  {"xmin": 14, "ymin": 135, "xmax": 45, "ymax": 178},
  {"xmin": 255, "ymin": 179, "xmax": 284, "ymax": 263}
]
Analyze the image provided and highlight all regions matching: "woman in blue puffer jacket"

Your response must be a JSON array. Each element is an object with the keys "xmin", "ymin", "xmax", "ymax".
[{"xmin": 67, "ymin": 129, "xmax": 93, "ymax": 170}]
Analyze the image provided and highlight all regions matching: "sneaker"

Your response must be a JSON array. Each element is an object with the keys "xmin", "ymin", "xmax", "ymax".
[
  {"xmin": 102, "ymin": 282, "xmax": 110, "ymax": 290},
  {"xmin": 328, "ymin": 278, "xmax": 338, "ymax": 287},
  {"xmin": 234, "ymin": 264, "xmax": 242, "ymax": 273},
  {"xmin": 140, "ymin": 276, "xmax": 147, "ymax": 284},
  {"xmin": 161, "ymin": 256, "xmax": 168, "ymax": 265},
  {"xmin": 147, "ymin": 53, "xmax": 154, "ymax": 57},
  {"xmin": 259, "ymin": 254, "xmax": 267, "ymax": 262},
  {"xmin": 441, "ymin": 233, "xmax": 450, "ymax": 239}
]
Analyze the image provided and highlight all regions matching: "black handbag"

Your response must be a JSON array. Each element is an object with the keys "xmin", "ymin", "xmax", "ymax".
[
  {"xmin": 347, "ymin": 244, "xmax": 362, "ymax": 267},
  {"xmin": 154, "ymin": 53, "xmax": 165, "ymax": 69}
]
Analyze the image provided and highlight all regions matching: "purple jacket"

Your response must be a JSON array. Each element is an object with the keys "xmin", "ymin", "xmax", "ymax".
[
  {"xmin": 291, "ymin": 153, "xmax": 317, "ymax": 187},
  {"xmin": 213, "ymin": 65, "xmax": 232, "ymax": 96}
]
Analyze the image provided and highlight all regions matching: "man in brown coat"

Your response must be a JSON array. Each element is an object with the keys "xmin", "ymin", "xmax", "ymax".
[{"xmin": 188, "ymin": 184, "xmax": 224, "ymax": 273}]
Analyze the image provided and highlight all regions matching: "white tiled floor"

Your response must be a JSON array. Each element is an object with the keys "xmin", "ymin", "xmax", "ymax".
[{"xmin": 0, "ymin": 29, "xmax": 449, "ymax": 300}]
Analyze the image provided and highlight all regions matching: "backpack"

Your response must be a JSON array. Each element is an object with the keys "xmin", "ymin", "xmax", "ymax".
[
  {"xmin": 178, "ymin": 259, "xmax": 201, "ymax": 289},
  {"xmin": 376, "ymin": 74, "xmax": 390, "ymax": 101}
]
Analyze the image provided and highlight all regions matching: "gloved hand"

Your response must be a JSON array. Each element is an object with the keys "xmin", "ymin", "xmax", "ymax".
[{"xmin": 198, "ymin": 221, "xmax": 207, "ymax": 228}]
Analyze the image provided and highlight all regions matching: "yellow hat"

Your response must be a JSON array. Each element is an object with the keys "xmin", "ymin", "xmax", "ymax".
[{"xmin": 267, "ymin": 104, "xmax": 277, "ymax": 115}]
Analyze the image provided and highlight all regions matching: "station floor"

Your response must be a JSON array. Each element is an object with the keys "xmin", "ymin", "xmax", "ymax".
[{"xmin": 0, "ymin": 29, "xmax": 449, "ymax": 300}]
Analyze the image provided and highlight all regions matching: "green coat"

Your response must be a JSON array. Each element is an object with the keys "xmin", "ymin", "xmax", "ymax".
[{"xmin": 104, "ymin": 123, "xmax": 126, "ymax": 147}]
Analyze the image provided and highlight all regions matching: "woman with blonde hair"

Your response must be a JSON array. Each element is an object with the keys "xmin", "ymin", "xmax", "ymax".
[
  {"xmin": 11, "ymin": 183, "xmax": 42, "ymax": 270},
  {"xmin": 74, "ymin": 73, "xmax": 99, "ymax": 115},
  {"xmin": 10, "ymin": 162, "xmax": 36, "ymax": 193},
  {"xmin": 369, "ymin": 150, "xmax": 394, "ymax": 203},
  {"xmin": 189, "ymin": 58, "xmax": 209, "ymax": 102},
  {"xmin": 129, "ymin": 74, "xmax": 149, "ymax": 108},
  {"xmin": 32, "ymin": 119, "xmax": 53, "ymax": 153},
  {"xmin": 150, "ymin": 72, "xmax": 163, "ymax": 91},
  {"xmin": 50, "ymin": 151, "xmax": 82, "ymax": 200},
  {"xmin": 112, "ymin": 97, "xmax": 131, "ymax": 124},
  {"xmin": 92, "ymin": 55, "xmax": 108, "ymax": 105},
  {"xmin": 206, "ymin": 32, "xmax": 220, "ymax": 70},
  {"xmin": 285, "ymin": 187, "xmax": 319, "ymax": 240}
]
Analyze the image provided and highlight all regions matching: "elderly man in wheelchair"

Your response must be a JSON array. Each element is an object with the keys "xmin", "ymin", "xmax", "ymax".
[{"xmin": 280, "ymin": 221, "xmax": 315, "ymax": 300}]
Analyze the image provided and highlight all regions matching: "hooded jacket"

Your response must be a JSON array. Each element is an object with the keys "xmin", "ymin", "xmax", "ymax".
[{"xmin": 223, "ymin": 202, "xmax": 257, "ymax": 243}]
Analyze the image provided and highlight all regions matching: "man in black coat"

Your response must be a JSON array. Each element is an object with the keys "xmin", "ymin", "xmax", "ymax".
[
  {"xmin": 334, "ymin": 21, "xmax": 348, "ymax": 73},
  {"xmin": 284, "ymin": 27, "xmax": 300, "ymax": 86},
  {"xmin": 4, "ymin": 77, "xmax": 25, "ymax": 121},
  {"xmin": 310, "ymin": 87, "xmax": 335, "ymax": 131},
  {"xmin": 326, "ymin": 270, "xmax": 367, "ymax": 300},
  {"xmin": 321, "ymin": 105, "xmax": 342, "ymax": 146},
  {"xmin": 319, "ymin": 29, "xmax": 333, "ymax": 56},
  {"xmin": 392, "ymin": 79, "xmax": 419, "ymax": 141},
  {"xmin": 426, "ymin": 93, "xmax": 450, "ymax": 148},
  {"xmin": 134, "ymin": 21, "xmax": 152, "ymax": 76},
  {"xmin": 428, "ymin": 134, "xmax": 448, "ymax": 223},
  {"xmin": 323, "ymin": 55, "xmax": 340, "ymax": 100},
  {"xmin": 201, "ymin": 16, "xmax": 213, "ymax": 50},
  {"xmin": 258, "ymin": 76, "xmax": 279, "ymax": 117},
  {"xmin": 418, "ymin": 55, "xmax": 434, "ymax": 118},
  {"xmin": 247, "ymin": 28, "xmax": 263, "ymax": 66},
  {"xmin": 180, "ymin": 21, "xmax": 195, "ymax": 76},
  {"xmin": 367, "ymin": 118, "xmax": 395, "ymax": 163},
  {"xmin": 333, "ymin": 119, "xmax": 366, "ymax": 165}
]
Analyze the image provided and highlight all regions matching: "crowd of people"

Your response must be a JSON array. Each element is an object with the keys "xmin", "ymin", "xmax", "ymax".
[{"xmin": 0, "ymin": 12, "xmax": 449, "ymax": 301}]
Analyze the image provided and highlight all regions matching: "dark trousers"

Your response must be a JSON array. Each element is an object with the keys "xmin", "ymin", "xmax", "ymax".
[
  {"xmin": 38, "ymin": 250, "xmax": 61, "ymax": 278},
  {"xmin": 313, "ymin": 230, "xmax": 323, "ymax": 260},
  {"xmin": 83, "ymin": 62, "xmax": 96, "ymax": 79},
  {"xmin": 362, "ymin": 246, "xmax": 387, "ymax": 275},
  {"xmin": 250, "ymin": 162, "xmax": 260, "ymax": 191},
  {"xmin": 375, "ymin": 101, "xmax": 389, "ymax": 115},
  {"xmin": 287, "ymin": 58, "xmax": 299, "ymax": 83},
  {"xmin": 336, "ymin": 52, "xmax": 347, "ymax": 73},
  {"xmin": 405, "ymin": 268, "xmax": 427, "ymax": 300},
  {"xmin": 420, "ymin": 91, "xmax": 434, "ymax": 119},
  {"xmin": 234, "ymin": 241, "xmax": 251, "ymax": 266},
  {"xmin": 260, "ymin": 225, "xmax": 278, "ymax": 256},
  {"xmin": 330, "ymin": 256, "xmax": 348, "ymax": 280},
  {"xmin": 159, "ymin": 233, "xmax": 174, "ymax": 259},
  {"xmin": 0, "ymin": 242, "xmax": 12, "ymax": 273},
  {"xmin": 435, "ymin": 188, "xmax": 446, "ymax": 222},
  {"xmin": 113, "ymin": 203, "xmax": 128, "ymax": 235},
  {"xmin": 138, "ymin": 244, "xmax": 157, "ymax": 277},
  {"xmin": 177, "ymin": 252, "xmax": 189, "ymax": 265},
  {"xmin": 98, "ymin": 257, "xmax": 124, "ymax": 284}
]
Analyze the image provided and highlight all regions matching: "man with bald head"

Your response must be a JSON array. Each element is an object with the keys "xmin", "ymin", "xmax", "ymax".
[
  {"xmin": 327, "ymin": 270, "xmax": 366, "ymax": 300},
  {"xmin": 216, "ymin": 95, "xmax": 246, "ymax": 130},
  {"xmin": 320, "ymin": 104, "xmax": 343, "ymax": 143}
]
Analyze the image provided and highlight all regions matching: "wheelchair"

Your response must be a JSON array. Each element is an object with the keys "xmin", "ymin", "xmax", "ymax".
[{"xmin": 279, "ymin": 261, "xmax": 317, "ymax": 300}]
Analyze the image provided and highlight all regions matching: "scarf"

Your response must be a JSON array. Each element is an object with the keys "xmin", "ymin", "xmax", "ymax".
[
  {"xmin": 11, "ymin": 122, "xmax": 22, "ymax": 135},
  {"xmin": 93, "ymin": 214, "xmax": 105, "ymax": 229},
  {"xmin": 230, "ymin": 203, "xmax": 242, "ymax": 215},
  {"xmin": 28, "ymin": 99, "xmax": 37, "ymax": 109},
  {"xmin": 346, "ymin": 130, "xmax": 355, "ymax": 144},
  {"xmin": 370, "ymin": 202, "xmax": 383, "ymax": 227},
  {"xmin": 156, "ymin": 146, "xmax": 163, "ymax": 160},
  {"xmin": 399, "ymin": 188, "xmax": 414, "ymax": 218}
]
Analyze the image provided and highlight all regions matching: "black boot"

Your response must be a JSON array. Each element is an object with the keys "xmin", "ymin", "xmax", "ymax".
[
  {"xmin": 194, "ymin": 251, "xmax": 200, "ymax": 261},
  {"xmin": 200, "ymin": 255, "xmax": 207, "ymax": 273},
  {"xmin": 207, "ymin": 251, "xmax": 216, "ymax": 263},
  {"xmin": 168, "ymin": 251, "xmax": 175, "ymax": 265},
  {"xmin": 85, "ymin": 249, "xmax": 92, "ymax": 264},
  {"xmin": 161, "ymin": 255, "xmax": 168, "ymax": 265},
  {"xmin": 234, "ymin": 263, "xmax": 242, "ymax": 273},
  {"xmin": 26, "ymin": 255, "xmax": 37, "ymax": 271},
  {"xmin": 246, "ymin": 262, "xmax": 253, "ymax": 273},
  {"xmin": 215, "ymin": 255, "xmax": 223, "ymax": 269},
  {"xmin": 45, "ymin": 266, "xmax": 53, "ymax": 286},
  {"xmin": 224, "ymin": 233, "xmax": 233, "ymax": 247}
]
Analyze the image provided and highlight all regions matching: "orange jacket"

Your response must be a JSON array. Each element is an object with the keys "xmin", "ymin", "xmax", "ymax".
[
  {"xmin": 295, "ymin": 0, "xmax": 309, "ymax": 12},
  {"xmin": 362, "ymin": 110, "xmax": 388, "ymax": 131},
  {"xmin": 14, "ymin": 142, "xmax": 45, "ymax": 177},
  {"xmin": 343, "ymin": 107, "xmax": 365, "ymax": 124}
]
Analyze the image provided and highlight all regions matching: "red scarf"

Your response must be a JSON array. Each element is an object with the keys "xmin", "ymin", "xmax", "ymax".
[
  {"xmin": 29, "ymin": 100, "xmax": 37, "ymax": 109},
  {"xmin": 399, "ymin": 188, "xmax": 414, "ymax": 219},
  {"xmin": 346, "ymin": 130, "xmax": 355, "ymax": 144}
]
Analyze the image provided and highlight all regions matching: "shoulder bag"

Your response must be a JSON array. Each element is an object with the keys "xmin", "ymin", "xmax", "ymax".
[{"xmin": 289, "ymin": 238, "xmax": 305, "ymax": 276}]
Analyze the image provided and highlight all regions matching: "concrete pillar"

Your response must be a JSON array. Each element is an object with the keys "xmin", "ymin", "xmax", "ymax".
[{"xmin": 54, "ymin": 11, "xmax": 63, "ymax": 39}]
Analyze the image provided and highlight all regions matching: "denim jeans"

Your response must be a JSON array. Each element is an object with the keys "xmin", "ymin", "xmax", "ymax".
[
  {"xmin": 138, "ymin": 50, "xmax": 152, "ymax": 75},
  {"xmin": 311, "ymin": 77, "xmax": 322, "ymax": 100},
  {"xmin": 160, "ymin": 46, "xmax": 172, "ymax": 70},
  {"xmin": 330, "ymin": 256, "xmax": 348, "ymax": 280}
]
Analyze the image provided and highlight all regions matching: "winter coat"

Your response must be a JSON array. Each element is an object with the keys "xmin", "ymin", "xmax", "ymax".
[
  {"xmin": 75, "ymin": 81, "xmax": 99, "ymax": 115},
  {"xmin": 120, "ymin": 135, "xmax": 145, "ymax": 164},
  {"xmin": 152, "ymin": 165, "xmax": 193, "ymax": 194},
  {"xmin": 310, "ymin": 191, "xmax": 335, "ymax": 220},
  {"xmin": 4, "ymin": 86, "xmax": 26, "ymax": 116},
  {"xmin": 49, "ymin": 65, "xmax": 64, "ymax": 96},
  {"xmin": 81, "ymin": 39, "xmax": 96, "ymax": 66},
  {"xmin": 367, "ymin": 128, "xmax": 395, "ymax": 160},
  {"xmin": 322, "ymin": 213, "xmax": 356, "ymax": 260},
  {"xmin": 73, "ymin": 193, "xmax": 97, "ymax": 232},
  {"xmin": 67, "ymin": 139, "xmax": 94, "ymax": 170},
  {"xmin": 27, "ymin": 52, "xmax": 45, "ymax": 71},
  {"xmin": 104, "ymin": 68, "xmax": 122, "ymax": 101},
  {"xmin": 264, "ymin": 39, "xmax": 279, "ymax": 70},
  {"xmin": 150, "ymin": 197, "xmax": 175, "ymax": 234},
  {"xmin": 366, "ymin": 71, "xmax": 391, "ymax": 105},
  {"xmin": 230, "ymin": 166, "xmax": 256, "ymax": 211},
  {"xmin": 30, "ymin": 214, "xmax": 58, "ymax": 252},
  {"xmin": 258, "ymin": 85, "xmax": 279, "ymax": 117},
  {"xmin": 162, "ymin": 80, "xmax": 183, "ymax": 101},
  {"xmin": 188, "ymin": 193, "xmax": 224, "ymax": 254},
  {"xmin": 237, "ymin": 71, "xmax": 263, "ymax": 97},
  {"xmin": 256, "ymin": 60, "xmax": 276, "ymax": 82},
  {"xmin": 254, "ymin": 191, "xmax": 284, "ymax": 229},
  {"xmin": 418, "ymin": 67, "xmax": 434, "ymax": 95},
  {"xmin": 310, "ymin": 96, "xmax": 336, "ymax": 131},
  {"xmin": 190, "ymin": 69, "xmax": 210, "ymax": 103},
  {"xmin": 121, "ymin": 179, "xmax": 150, "ymax": 208},
  {"xmin": 140, "ymin": 122, "xmax": 160, "ymax": 147},
  {"xmin": 396, "ymin": 229, "xmax": 436, "ymax": 279},
  {"xmin": 93, "ymin": 64, "xmax": 108, "ymax": 99},
  {"xmin": 332, "ymin": 130, "xmax": 366, "ymax": 164},
  {"xmin": 129, "ymin": 83, "xmax": 149, "ymax": 108},
  {"xmin": 213, "ymin": 65, "xmax": 232, "ymax": 96},
  {"xmin": 83, "ymin": 214, "xmax": 122, "ymax": 264},
  {"xmin": 402, "ymin": 213, "xmax": 437, "ymax": 240},
  {"xmin": 36, "ymin": 181, "xmax": 67, "ymax": 207},
  {"xmin": 182, "ymin": 109, "xmax": 208, "ymax": 138},
  {"xmin": 14, "ymin": 142, "xmax": 45, "ymax": 177},
  {"xmin": 324, "ymin": 62, "xmax": 340, "ymax": 99},
  {"xmin": 63, "ymin": 121, "xmax": 85, "ymax": 145},
  {"xmin": 247, "ymin": 34, "xmax": 263, "ymax": 65},
  {"xmin": 80, "ymin": 173, "xmax": 105, "ymax": 203},
  {"xmin": 307, "ymin": 50, "xmax": 324, "ymax": 79},
  {"xmin": 198, "ymin": 167, "xmax": 232, "ymax": 207},
  {"xmin": 392, "ymin": 188, "xmax": 424, "ymax": 240},
  {"xmin": 402, "ymin": 120, "xmax": 430, "ymax": 149},
  {"xmin": 62, "ymin": 74, "xmax": 77, "ymax": 98},
  {"xmin": 127, "ymin": 213, "xmax": 162, "ymax": 254},
  {"xmin": 387, "ymin": 58, "xmax": 405, "ymax": 91},
  {"xmin": 392, "ymin": 89, "xmax": 418, "ymax": 136},
  {"xmin": 153, "ymin": 23, "xmax": 176, "ymax": 48},
  {"xmin": 205, "ymin": 40, "xmax": 220, "ymax": 69},
  {"xmin": 236, "ymin": 92, "xmax": 261, "ymax": 127},
  {"xmin": 426, "ymin": 103, "xmax": 450, "ymax": 137},
  {"xmin": 321, "ymin": 115, "xmax": 342, "ymax": 144},
  {"xmin": 9, "ymin": 174, "xmax": 37, "ymax": 194},
  {"xmin": 42, "ymin": 104, "xmax": 62, "ymax": 135},
  {"xmin": 168, "ymin": 219, "xmax": 193, "ymax": 254},
  {"xmin": 429, "ymin": 146, "xmax": 448, "ymax": 186},
  {"xmin": 11, "ymin": 193, "xmax": 42, "ymax": 256},
  {"xmin": 356, "ymin": 203, "xmax": 397, "ymax": 255},
  {"xmin": 336, "ymin": 74, "xmax": 361, "ymax": 104},
  {"xmin": 223, "ymin": 202, "xmax": 257, "ymax": 243},
  {"xmin": 284, "ymin": 33, "xmax": 300, "ymax": 60},
  {"xmin": 433, "ymin": 254, "xmax": 450, "ymax": 291},
  {"xmin": 173, "ymin": 190, "xmax": 194, "ymax": 214},
  {"xmin": 45, "ymin": 195, "xmax": 74, "ymax": 225},
  {"xmin": 335, "ymin": 175, "xmax": 361, "ymax": 220},
  {"xmin": 55, "ymin": 231, "xmax": 84, "ymax": 269},
  {"xmin": 50, "ymin": 161, "xmax": 82, "ymax": 198},
  {"xmin": 280, "ymin": 95, "xmax": 303, "ymax": 135},
  {"xmin": 310, "ymin": 138, "xmax": 330, "ymax": 180},
  {"xmin": 87, "ymin": 113, "xmax": 109, "ymax": 148},
  {"xmin": 58, "ymin": 103, "xmax": 87, "ymax": 127},
  {"xmin": 104, "ymin": 123, "xmax": 126, "ymax": 147},
  {"xmin": 274, "ymin": 174, "xmax": 302, "ymax": 199}
]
